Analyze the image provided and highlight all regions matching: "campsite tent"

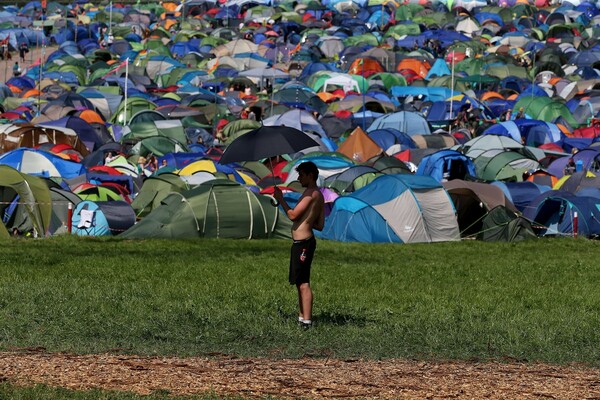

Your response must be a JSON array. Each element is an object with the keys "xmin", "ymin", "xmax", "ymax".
[
  {"xmin": 523, "ymin": 190, "xmax": 600, "ymax": 238},
  {"xmin": 319, "ymin": 174, "xmax": 460, "ymax": 243},
  {"xmin": 71, "ymin": 200, "xmax": 137, "ymax": 236},
  {"xmin": 121, "ymin": 179, "xmax": 292, "ymax": 239},
  {"xmin": 0, "ymin": 165, "xmax": 52, "ymax": 237},
  {"xmin": 416, "ymin": 149, "xmax": 476, "ymax": 182},
  {"xmin": 442, "ymin": 179, "xmax": 518, "ymax": 238},
  {"xmin": 131, "ymin": 173, "xmax": 190, "ymax": 217}
]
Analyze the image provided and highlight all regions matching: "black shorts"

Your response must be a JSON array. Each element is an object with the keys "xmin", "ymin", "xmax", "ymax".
[{"xmin": 289, "ymin": 236, "xmax": 316, "ymax": 285}]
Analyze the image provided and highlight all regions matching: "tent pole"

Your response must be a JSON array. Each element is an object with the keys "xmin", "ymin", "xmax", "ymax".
[
  {"xmin": 74, "ymin": 7, "xmax": 78, "ymax": 43},
  {"xmin": 124, "ymin": 58, "xmax": 129, "ymax": 125},
  {"xmin": 531, "ymin": 51, "xmax": 535, "ymax": 99},
  {"xmin": 449, "ymin": 51, "xmax": 455, "ymax": 134},
  {"xmin": 109, "ymin": 1, "xmax": 113, "ymax": 32},
  {"xmin": 362, "ymin": 59, "xmax": 366, "ymax": 131}
]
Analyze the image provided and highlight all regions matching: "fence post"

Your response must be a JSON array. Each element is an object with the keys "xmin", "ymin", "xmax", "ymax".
[{"xmin": 67, "ymin": 202, "xmax": 73, "ymax": 234}]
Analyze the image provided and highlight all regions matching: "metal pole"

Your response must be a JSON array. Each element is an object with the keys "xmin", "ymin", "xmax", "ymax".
[
  {"xmin": 362, "ymin": 59, "xmax": 366, "ymax": 131},
  {"xmin": 124, "ymin": 58, "xmax": 128, "ymax": 125},
  {"xmin": 531, "ymin": 51, "xmax": 535, "ymax": 99},
  {"xmin": 38, "ymin": 39, "xmax": 44, "ymax": 116},
  {"xmin": 449, "ymin": 51, "xmax": 455, "ymax": 134},
  {"xmin": 109, "ymin": 1, "xmax": 113, "ymax": 37}
]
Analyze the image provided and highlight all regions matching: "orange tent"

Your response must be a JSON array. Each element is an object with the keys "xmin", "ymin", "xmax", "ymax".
[
  {"xmin": 317, "ymin": 92, "xmax": 343, "ymax": 102},
  {"xmin": 336, "ymin": 126, "xmax": 383, "ymax": 163},
  {"xmin": 161, "ymin": 1, "xmax": 179, "ymax": 12},
  {"xmin": 21, "ymin": 88, "xmax": 41, "ymax": 98},
  {"xmin": 347, "ymin": 58, "xmax": 385, "ymax": 77},
  {"xmin": 8, "ymin": 85, "xmax": 21, "ymax": 94},
  {"xmin": 526, "ymin": 170, "xmax": 559, "ymax": 187},
  {"xmin": 396, "ymin": 58, "xmax": 431, "ymax": 78},
  {"xmin": 480, "ymin": 91, "xmax": 504, "ymax": 101},
  {"xmin": 78, "ymin": 109, "xmax": 105, "ymax": 124}
]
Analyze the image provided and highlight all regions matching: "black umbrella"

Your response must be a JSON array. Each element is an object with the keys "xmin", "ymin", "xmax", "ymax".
[
  {"xmin": 219, "ymin": 125, "xmax": 319, "ymax": 165},
  {"xmin": 219, "ymin": 125, "xmax": 319, "ymax": 205}
]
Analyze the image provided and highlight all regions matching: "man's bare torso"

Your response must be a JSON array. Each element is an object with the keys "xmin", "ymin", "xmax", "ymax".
[{"xmin": 292, "ymin": 188, "xmax": 324, "ymax": 241}]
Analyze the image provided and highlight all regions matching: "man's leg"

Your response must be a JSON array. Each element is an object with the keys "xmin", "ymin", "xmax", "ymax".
[
  {"xmin": 297, "ymin": 285, "xmax": 304, "ymax": 320},
  {"xmin": 298, "ymin": 282, "xmax": 313, "ymax": 322}
]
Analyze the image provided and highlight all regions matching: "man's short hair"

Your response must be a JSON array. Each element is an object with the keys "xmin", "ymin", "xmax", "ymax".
[{"xmin": 296, "ymin": 161, "xmax": 319, "ymax": 180}]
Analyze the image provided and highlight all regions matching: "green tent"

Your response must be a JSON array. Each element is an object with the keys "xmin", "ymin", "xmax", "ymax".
[
  {"xmin": 110, "ymin": 97, "xmax": 157, "ymax": 125},
  {"xmin": 477, "ymin": 206, "xmax": 537, "ymax": 242},
  {"xmin": 368, "ymin": 72, "xmax": 407, "ymax": 90},
  {"xmin": 121, "ymin": 120, "xmax": 188, "ymax": 148},
  {"xmin": 454, "ymin": 57, "xmax": 485, "ymax": 76},
  {"xmin": 0, "ymin": 166, "xmax": 52, "ymax": 237},
  {"xmin": 474, "ymin": 150, "xmax": 540, "ymax": 182},
  {"xmin": 131, "ymin": 173, "xmax": 190, "ymax": 218},
  {"xmin": 121, "ymin": 179, "xmax": 292, "ymax": 239},
  {"xmin": 343, "ymin": 33, "xmax": 381, "ymax": 47},
  {"xmin": 513, "ymin": 96, "xmax": 580, "ymax": 128},
  {"xmin": 483, "ymin": 64, "xmax": 528, "ymax": 79},
  {"xmin": 221, "ymin": 119, "xmax": 262, "ymax": 143},
  {"xmin": 129, "ymin": 136, "xmax": 189, "ymax": 157},
  {"xmin": 381, "ymin": 23, "xmax": 421, "ymax": 40},
  {"xmin": 77, "ymin": 186, "xmax": 124, "ymax": 202}
]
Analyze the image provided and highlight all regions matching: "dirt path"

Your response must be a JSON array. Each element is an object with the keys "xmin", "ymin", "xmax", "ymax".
[
  {"xmin": 1, "ymin": 44, "xmax": 58, "ymax": 85},
  {"xmin": 1, "ymin": 351, "xmax": 600, "ymax": 398}
]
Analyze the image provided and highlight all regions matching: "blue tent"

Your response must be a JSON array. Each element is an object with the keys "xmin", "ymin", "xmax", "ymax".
[
  {"xmin": 523, "ymin": 190, "xmax": 600, "ymax": 237},
  {"xmin": 416, "ymin": 149, "xmax": 477, "ymax": 182},
  {"xmin": 482, "ymin": 120, "xmax": 566, "ymax": 147},
  {"xmin": 367, "ymin": 111, "xmax": 431, "ymax": 136},
  {"xmin": 319, "ymin": 174, "xmax": 460, "ymax": 243},
  {"xmin": 491, "ymin": 181, "xmax": 551, "ymax": 213},
  {"xmin": 425, "ymin": 58, "xmax": 451, "ymax": 79},
  {"xmin": 0, "ymin": 148, "xmax": 86, "ymax": 179},
  {"xmin": 40, "ymin": 116, "xmax": 106, "ymax": 153},
  {"xmin": 367, "ymin": 128, "xmax": 416, "ymax": 150},
  {"xmin": 71, "ymin": 200, "xmax": 136, "ymax": 236}
]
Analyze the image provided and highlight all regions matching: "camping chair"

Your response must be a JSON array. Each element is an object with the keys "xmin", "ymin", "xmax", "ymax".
[{"xmin": 77, "ymin": 208, "xmax": 96, "ymax": 234}]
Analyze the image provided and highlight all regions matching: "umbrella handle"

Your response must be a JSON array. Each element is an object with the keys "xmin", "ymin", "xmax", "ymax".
[
  {"xmin": 269, "ymin": 158, "xmax": 279, "ymax": 207},
  {"xmin": 270, "ymin": 183, "xmax": 279, "ymax": 207}
]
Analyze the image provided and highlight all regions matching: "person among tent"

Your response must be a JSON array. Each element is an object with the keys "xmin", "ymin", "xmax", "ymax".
[
  {"xmin": 105, "ymin": 152, "xmax": 117, "ymax": 164},
  {"xmin": 19, "ymin": 42, "xmax": 28, "ymax": 63},
  {"xmin": 13, "ymin": 62, "xmax": 20, "ymax": 77},
  {"xmin": 564, "ymin": 158, "xmax": 576, "ymax": 176},
  {"xmin": 515, "ymin": 107, "xmax": 525, "ymax": 119},
  {"xmin": 137, "ymin": 157, "xmax": 147, "ymax": 175},
  {"xmin": 454, "ymin": 105, "xmax": 470, "ymax": 130},
  {"xmin": 0, "ymin": 39, "xmax": 10, "ymax": 61},
  {"xmin": 273, "ymin": 161, "xmax": 325, "ymax": 330}
]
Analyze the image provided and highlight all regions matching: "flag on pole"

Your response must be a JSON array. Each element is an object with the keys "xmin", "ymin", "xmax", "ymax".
[
  {"xmin": 123, "ymin": 58, "xmax": 129, "ymax": 125},
  {"xmin": 102, "ymin": 59, "xmax": 129, "ymax": 79},
  {"xmin": 207, "ymin": 59, "xmax": 219, "ymax": 74}
]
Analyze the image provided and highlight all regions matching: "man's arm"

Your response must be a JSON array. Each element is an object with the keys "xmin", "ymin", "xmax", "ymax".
[
  {"xmin": 282, "ymin": 196, "xmax": 313, "ymax": 222},
  {"xmin": 273, "ymin": 187, "xmax": 313, "ymax": 222}
]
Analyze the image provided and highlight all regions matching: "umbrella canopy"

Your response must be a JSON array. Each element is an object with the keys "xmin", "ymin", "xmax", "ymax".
[{"xmin": 219, "ymin": 125, "xmax": 319, "ymax": 164}]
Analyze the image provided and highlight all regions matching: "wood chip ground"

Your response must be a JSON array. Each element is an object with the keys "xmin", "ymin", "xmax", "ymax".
[{"xmin": 2, "ymin": 351, "xmax": 600, "ymax": 398}]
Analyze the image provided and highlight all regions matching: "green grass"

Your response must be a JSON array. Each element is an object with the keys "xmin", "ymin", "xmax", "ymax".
[
  {"xmin": 0, "ymin": 382, "xmax": 254, "ymax": 399},
  {"xmin": 1, "ymin": 236, "xmax": 600, "ymax": 366}
]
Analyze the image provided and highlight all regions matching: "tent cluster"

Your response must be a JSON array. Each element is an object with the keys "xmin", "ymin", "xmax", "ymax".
[{"xmin": 1, "ymin": 0, "xmax": 600, "ymax": 241}]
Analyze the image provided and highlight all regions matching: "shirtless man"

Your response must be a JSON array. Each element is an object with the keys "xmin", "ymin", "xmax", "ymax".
[{"xmin": 273, "ymin": 161, "xmax": 325, "ymax": 329}]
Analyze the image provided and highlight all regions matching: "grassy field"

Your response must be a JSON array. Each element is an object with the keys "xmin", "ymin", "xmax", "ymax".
[{"xmin": 1, "ymin": 236, "xmax": 600, "ymax": 367}]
